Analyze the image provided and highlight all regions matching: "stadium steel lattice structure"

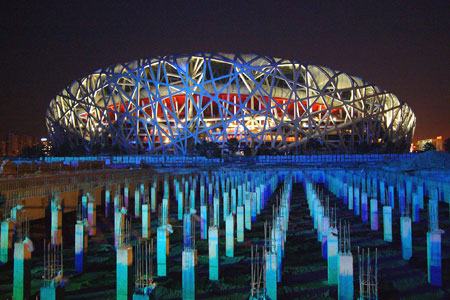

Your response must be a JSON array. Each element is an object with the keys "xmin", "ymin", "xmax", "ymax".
[{"xmin": 46, "ymin": 53, "xmax": 415, "ymax": 154}]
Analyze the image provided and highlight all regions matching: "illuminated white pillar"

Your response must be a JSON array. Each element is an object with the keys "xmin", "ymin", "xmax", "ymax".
[
  {"xmin": 400, "ymin": 216, "xmax": 412, "ymax": 260},
  {"xmin": 383, "ymin": 206, "xmax": 392, "ymax": 242},
  {"xmin": 370, "ymin": 199, "xmax": 378, "ymax": 231}
]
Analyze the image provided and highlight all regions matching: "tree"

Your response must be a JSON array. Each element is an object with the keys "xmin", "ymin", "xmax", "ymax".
[
  {"xmin": 444, "ymin": 138, "xmax": 450, "ymax": 153},
  {"xmin": 422, "ymin": 142, "xmax": 436, "ymax": 152},
  {"xmin": 225, "ymin": 138, "xmax": 239, "ymax": 156}
]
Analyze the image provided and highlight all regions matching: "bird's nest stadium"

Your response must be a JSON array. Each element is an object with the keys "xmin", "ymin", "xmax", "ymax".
[{"xmin": 46, "ymin": 53, "xmax": 415, "ymax": 154}]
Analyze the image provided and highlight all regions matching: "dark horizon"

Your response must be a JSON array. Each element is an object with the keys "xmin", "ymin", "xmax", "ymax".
[{"xmin": 1, "ymin": 1, "xmax": 449, "ymax": 142}]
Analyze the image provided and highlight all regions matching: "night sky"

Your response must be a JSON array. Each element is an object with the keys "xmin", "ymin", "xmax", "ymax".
[{"xmin": 1, "ymin": 1, "xmax": 449, "ymax": 142}]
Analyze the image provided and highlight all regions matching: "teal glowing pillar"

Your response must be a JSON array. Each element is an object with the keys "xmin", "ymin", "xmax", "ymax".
[
  {"xmin": 348, "ymin": 185, "xmax": 353, "ymax": 210},
  {"xmin": 322, "ymin": 216, "xmax": 329, "ymax": 259},
  {"xmin": 182, "ymin": 249, "xmax": 196, "ymax": 300},
  {"xmin": 115, "ymin": 210, "xmax": 125, "ymax": 248},
  {"xmin": 124, "ymin": 185, "xmax": 129, "ymax": 209},
  {"xmin": 82, "ymin": 194, "xmax": 88, "ymax": 217},
  {"xmin": 135, "ymin": 188, "xmax": 140, "ymax": 217},
  {"xmin": 338, "ymin": 253, "xmax": 353, "ymax": 300},
  {"xmin": 75, "ymin": 220, "xmax": 87, "ymax": 272},
  {"xmin": 265, "ymin": 252, "xmax": 277, "ymax": 300},
  {"xmin": 13, "ymin": 240, "xmax": 32, "ymax": 300},
  {"xmin": 114, "ymin": 193, "xmax": 120, "ymax": 212},
  {"xmin": 1, "ymin": 220, "xmax": 14, "ymax": 264},
  {"xmin": 417, "ymin": 185, "xmax": 424, "ymax": 209},
  {"xmin": 117, "ymin": 245, "xmax": 133, "ymax": 300},
  {"xmin": 380, "ymin": 181, "xmax": 385, "ymax": 205},
  {"xmin": 383, "ymin": 206, "xmax": 392, "ymax": 242},
  {"xmin": 317, "ymin": 206, "xmax": 323, "ymax": 242},
  {"xmin": 225, "ymin": 214, "xmax": 234, "ymax": 257},
  {"xmin": 388, "ymin": 185, "xmax": 395, "ymax": 209},
  {"xmin": 244, "ymin": 195, "xmax": 251, "ymax": 230},
  {"xmin": 327, "ymin": 228, "xmax": 338, "ymax": 285},
  {"xmin": 208, "ymin": 226, "xmax": 219, "ymax": 280},
  {"xmin": 354, "ymin": 187, "xmax": 360, "ymax": 216},
  {"xmin": 40, "ymin": 285, "xmax": 64, "ymax": 300},
  {"xmin": 151, "ymin": 186, "xmax": 156, "ymax": 213},
  {"xmin": 427, "ymin": 230, "xmax": 442, "ymax": 286},
  {"xmin": 200, "ymin": 205, "xmax": 207, "ymax": 240},
  {"xmin": 162, "ymin": 198, "xmax": 169, "ymax": 226},
  {"xmin": 370, "ymin": 199, "xmax": 378, "ymax": 231},
  {"xmin": 105, "ymin": 189, "xmax": 111, "ymax": 218},
  {"xmin": 157, "ymin": 226, "xmax": 167, "ymax": 277},
  {"xmin": 51, "ymin": 201, "xmax": 62, "ymax": 245},
  {"xmin": 256, "ymin": 186, "xmax": 261, "ymax": 215},
  {"xmin": 142, "ymin": 204, "xmax": 151, "ymax": 239},
  {"xmin": 223, "ymin": 192, "xmax": 229, "ymax": 218},
  {"xmin": 237, "ymin": 206, "xmax": 244, "ymax": 242},
  {"xmin": 178, "ymin": 191, "xmax": 184, "ymax": 221},
  {"xmin": 274, "ymin": 227, "xmax": 283, "ymax": 282},
  {"xmin": 400, "ymin": 216, "xmax": 412, "ymax": 260},
  {"xmin": 213, "ymin": 197, "xmax": 220, "ymax": 226},
  {"xmin": 87, "ymin": 201, "xmax": 96, "ymax": 236},
  {"xmin": 361, "ymin": 192, "xmax": 368, "ymax": 222},
  {"xmin": 412, "ymin": 192, "xmax": 420, "ymax": 222}
]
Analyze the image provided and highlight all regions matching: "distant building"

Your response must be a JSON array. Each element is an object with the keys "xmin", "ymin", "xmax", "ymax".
[
  {"xmin": 0, "ymin": 133, "xmax": 39, "ymax": 157},
  {"xmin": 415, "ymin": 136, "xmax": 444, "ymax": 151}
]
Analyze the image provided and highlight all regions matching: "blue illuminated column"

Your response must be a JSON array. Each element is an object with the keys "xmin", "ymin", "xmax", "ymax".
[
  {"xmin": 380, "ymin": 181, "xmax": 385, "ymax": 205},
  {"xmin": 428, "ymin": 200, "xmax": 438, "ymax": 228},
  {"xmin": 383, "ymin": 206, "xmax": 392, "ymax": 242},
  {"xmin": 142, "ymin": 204, "xmax": 151, "ymax": 239},
  {"xmin": 399, "ymin": 186, "xmax": 406, "ymax": 216},
  {"xmin": 13, "ymin": 239, "xmax": 32, "ymax": 300},
  {"xmin": 134, "ymin": 188, "xmax": 140, "ymax": 218},
  {"xmin": 372, "ymin": 177, "xmax": 378, "ymax": 200},
  {"xmin": 183, "ymin": 213, "xmax": 192, "ymax": 250},
  {"xmin": 237, "ymin": 206, "xmax": 244, "ymax": 242},
  {"xmin": 412, "ymin": 192, "xmax": 420, "ymax": 222},
  {"xmin": 82, "ymin": 194, "xmax": 88, "ymax": 217},
  {"xmin": 322, "ymin": 216, "xmax": 329, "ymax": 259},
  {"xmin": 244, "ymin": 194, "xmax": 251, "ymax": 230},
  {"xmin": 388, "ymin": 185, "xmax": 395, "ymax": 209},
  {"xmin": 75, "ymin": 220, "xmax": 87, "ymax": 272},
  {"xmin": 361, "ymin": 192, "xmax": 368, "ymax": 223},
  {"xmin": 157, "ymin": 226, "xmax": 168, "ymax": 277},
  {"xmin": 182, "ymin": 249, "xmax": 196, "ymax": 300},
  {"xmin": 265, "ymin": 252, "xmax": 277, "ymax": 300},
  {"xmin": 151, "ymin": 185, "xmax": 156, "ymax": 213},
  {"xmin": 256, "ymin": 187, "xmax": 261, "ymax": 215},
  {"xmin": 327, "ymin": 227, "xmax": 338, "ymax": 285},
  {"xmin": 417, "ymin": 184, "xmax": 424, "ymax": 209},
  {"xmin": 370, "ymin": 199, "xmax": 378, "ymax": 231},
  {"xmin": 114, "ymin": 193, "xmax": 120, "ymax": 212},
  {"xmin": 348, "ymin": 185, "xmax": 353, "ymax": 210},
  {"xmin": 231, "ymin": 188, "xmax": 237, "ymax": 214},
  {"xmin": 338, "ymin": 253, "xmax": 353, "ymax": 300},
  {"xmin": 213, "ymin": 197, "xmax": 220, "ymax": 227},
  {"xmin": 317, "ymin": 205, "xmax": 324, "ymax": 242},
  {"xmin": 177, "ymin": 190, "xmax": 184, "ymax": 221},
  {"xmin": 105, "ymin": 189, "xmax": 111, "ymax": 218},
  {"xmin": 223, "ymin": 192, "xmax": 229, "ymax": 218},
  {"xmin": 124, "ymin": 185, "xmax": 129, "ymax": 209},
  {"xmin": 208, "ymin": 226, "xmax": 219, "ymax": 280},
  {"xmin": 200, "ymin": 204, "xmax": 207, "ymax": 240},
  {"xmin": 400, "ymin": 216, "xmax": 412, "ymax": 260},
  {"xmin": 226, "ymin": 214, "xmax": 234, "ymax": 257},
  {"xmin": 343, "ymin": 183, "xmax": 348, "ymax": 206},
  {"xmin": 354, "ymin": 187, "xmax": 360, "ymax": 216},
  {"xmin": 117, "ymin": 245, "xmax": 133, "ymax": 300},
  {"xmin": 274, "ymin": 226, "xmax": 283, "ymax": 282},
  {"xmin": 427, "ymin": 230, "xmax": 442, "ymax": 286}
]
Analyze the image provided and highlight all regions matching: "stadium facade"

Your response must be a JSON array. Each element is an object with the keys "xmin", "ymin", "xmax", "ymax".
[{"xmin": 46, "ymin": 53, "xmax": 415, "ymax": 154}]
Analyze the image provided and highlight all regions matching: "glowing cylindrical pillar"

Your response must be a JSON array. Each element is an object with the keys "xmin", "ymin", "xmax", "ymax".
[
  {"xmin": 87, "ymin": 202, "xmax": 96, "ymax": 236},
  {"xmin": 383, "ymin": 206, "xmax": 392, "ymax": 242},
  {"xmin": 178, "ymin": 190, "xmax": 184, "ymax": 221},
  {"xmin": 75, "ymin": 220, "xmax": 87, "ymax": 272},
  {"xmin": 244, "ymin": 195, "xmax": 251, "ymax": 230},
  {"xmin": 182, "ymin": 249, "xmax": 196, "ymax": 300},
  {"xmin": 412, "ymin": 192, "xmax": 420, "ymax": 222},
  {"xmin": 361, "ymin": 192, "xmax": 368, "ymax": 223},
  {"xmin": 151, "ymin": 186, "xmax": 156, "ymax": 213},
  {"xmin": 370, "ymin": 199, "xmax": 378, "ymax": 231},
  {"xmin": 265, "ymin": 252, "xmax": 277, "ymax": 300},
  {"xmin": 427, "ymin": 230, "xmax": 442, "ymax": 286},
  {"xmin": 237, "ymin": 206, "xmax": 244, "ymax": 242},
  {"xmin": 348, "ymin": 185, "xmax": 353, "ymax": 210},
  {"xmin": 400, "ymin": 216, "xmax": 412, "ymax": 260},
  {"xmin": 322, "ymin": 216, "xmax": 329, "ymax": 259},
  {"xmin": 117, "ymin": 245, "xmax": 133, "ymax": 300},
  {"xmin": 208, "ymin": 226, "xmax": 219, "ymax": 280},
  {"xmin": 142, "ymin": 204, "xmax": 151, "ymax": 239},
  {"xmin": 13, "ymin": 239, "xmax": 32, "ymax": 300},
  {"xmin": 388, "ymin": 185, "xmax": 395, "ymax": 209},
  {"xmin": 200, "ymin": 205, "xmax": 207, "ymax": 240},
  {"xmin": 105, "ymin": 189, "xmax": 111, "ymax": 218},
  {"xmin": 157, "ymin": 226, "xmax": 168, "ymax": 277},
  {"xmin": 327, "ymin": 228, "xmax": 338, "ymax": 285},
  {"xmin": 354, "ymin": 187, "xmax": 360, "ymax": 216},
  {"xmin": 124, "ymin": 185, "xmax": 129, "ymax": 209},
  {"xmin": 338, "ymin": 253, "xmax": 353, "ymax": 300},
  {"xmin": 226, "ymin": 214, "xmax": 234, "ymax": 257},
  {"xmin": 380, "ymin": 181, "xmax": 385, "ymax": 205},
  {"xmin": 134, "ymin": 188, "xmax": 140, "ymax": 218},
  {"xmin": 51, "ymin": 201, "xmax": 62, "ymax": 245}
]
